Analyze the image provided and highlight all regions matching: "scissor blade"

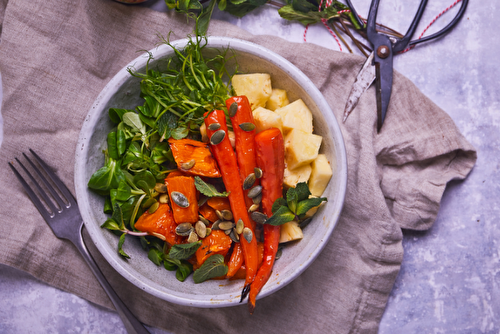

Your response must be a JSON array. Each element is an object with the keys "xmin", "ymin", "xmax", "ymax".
[
  {"xmin": 343, "ymin": 52, "xmax": 376, "ymax": 123},
  {"xmin": 374, "ymin": 54, "xmax": 393, "ymax": 132}
]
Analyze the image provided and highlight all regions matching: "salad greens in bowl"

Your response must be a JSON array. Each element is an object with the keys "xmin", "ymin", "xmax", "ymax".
[{"xmin": 74, "ymin": 34, "xmax": 347, "ymax": 310}]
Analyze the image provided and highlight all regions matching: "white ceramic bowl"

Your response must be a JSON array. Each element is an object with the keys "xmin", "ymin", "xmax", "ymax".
[{"xmin": 74, "ymin": 37, "xmax": 347, "ymax": 308}]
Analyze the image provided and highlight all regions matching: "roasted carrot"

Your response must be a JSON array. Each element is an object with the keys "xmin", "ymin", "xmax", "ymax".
[
  {"xmin": 164, "ymin": 176, "xmax": 199, "ymax": 224},
  {"xmin": 204, "ymin": 109, "xmax": 259, "ymax": 292},
  {"xmin": 166, "ymin": 170, "xmax": 187, "ymax": 179},
  {"xmin": 226, "ymin": 96, "xmax": 259, "ymax": 210},
  {"xmin": 168, "ymin": 138, "xmax": 221, "ymax": 178},
  {"xmin": 226, "ymin": 242, "xmax": 244, "ymax": 278},
  {"xmin": 229, "ymin": 242, "xmax": 265, "ymax": 280},
  {"xmin": 134, "ymin": 203, "xmax": 182, "ymax": 246},
  {"xmin": 248, "ymin": 127, "xmax": 285, "ymax": 314}
]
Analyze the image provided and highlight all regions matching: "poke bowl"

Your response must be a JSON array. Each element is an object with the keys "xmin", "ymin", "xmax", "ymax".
[{"xmin": 74, "ymin": 36, "xmax": 347, "ymax": 308}]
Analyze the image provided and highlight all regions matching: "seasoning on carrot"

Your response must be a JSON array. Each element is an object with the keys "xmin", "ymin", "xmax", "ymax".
[
  {"xmin": 247, "ymin": 127, "xmax": 285, "ymax": 314},
  {"xmin": 226, "ymin": 96, "xmax": 259, "ymax": 210},
  {"xmin": 165, "ymin": 176, "xmax": 199, "ymax": 224},
  {"xmin": 204, "ymin": 109, "xmax": 259, "ymax": 294}
]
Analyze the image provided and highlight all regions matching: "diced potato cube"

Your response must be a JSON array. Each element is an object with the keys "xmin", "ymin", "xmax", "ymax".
[
  {"xmin": 279, "ymin": 221, "xmax": 303, "ymax": 243},
  {"xmin": 266, "ymin": 89, "xmax": 289, "ymax": 111},
  {"xmin": 284, "ymin": 129, "xmax": 322, "ymax": 170},
  {"xmin": 231, "ymin": 74, "xmax": 272, "ymax": 110},
  {"xmin": 283, "ymin": 164, "xmax": 312, "ymax": 189},
  {"xmin": 253, "ymin": 107, "xmax": 283, "ymax": 134},
  {"xmin": 275, "ymin": 99, "xmax": 313, "ymax": 134},
  {"xmin": 308, "ymin": 154, "xmax": 333, "ymax": 196}
]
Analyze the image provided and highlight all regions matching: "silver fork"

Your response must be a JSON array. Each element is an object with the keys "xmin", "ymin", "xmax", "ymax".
[{"xmin": 8, "ymin": 149, "xmax": 150, "ymax": 334}]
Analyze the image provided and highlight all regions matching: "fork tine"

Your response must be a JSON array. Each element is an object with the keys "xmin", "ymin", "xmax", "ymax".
[
  {"xmin": 23, "ymin": 152, "xmax": 66, "ymax": 209},
  {"xmin": 8, "ymin": 161, "xmax": 53, "ymax": 221},
  {"xmin": 14, "ymin": 157, "xmax": 60, "ymax": 214},
  {"xmin": 29, "ymin": 149, "xmax": 76, "ymax": 206}
]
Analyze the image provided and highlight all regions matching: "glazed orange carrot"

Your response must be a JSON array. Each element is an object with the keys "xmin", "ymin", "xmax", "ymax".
[
  {"xmin": 226, "ymin": 242, "xmax": 244, "ymax": 278},
  {"xmin": 165, "ymin": 170, "xmax": 187, "ymax": 179},
  {"xmin": 229, "ymin": 242, "xmax": 265, "ymax": 280},
  {"xmin": 204, "ymin": 109, "xmax": 259, "ymax": 291},
  {"xmin": 168, "ymin": 138, "xmax": 221, "ymax": 178},
  {"xmin": 164, "ymin": 176, "xmax": 199, "ymax": 224},
  {"xmin": 248, "ymin": 127, "xmax": 285, "ymax": 314},
  {"xmin": 134, "ymin": 203, "xmax": 182, "ymax": 246},
  {"xmin": 226, "ymin": 96, "xmax": 259, "ymax": 210}
]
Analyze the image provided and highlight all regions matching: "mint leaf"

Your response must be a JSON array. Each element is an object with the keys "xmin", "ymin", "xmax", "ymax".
[
  {"xmin": 286, "ymin": 187, "xmax": 298, "ymax": 214},
  {"xmin": 169, "ymin": 242, "xmax": 202, "ymax": 260},
  {"xmin": 272, "ymin": 197, "xmax": 287, "ymax": 213},
  {"xmin": 295, "ymin": 182, "xmax": 311, "ymax": 202},
  {"xmin": 296, "ymin": 197, "xmax": 327, "ymax": 217},
  {"xmin": 265, "ymin": 205, "xmax": 296, "ymax": 226},
  {"xmin": 194, "ymin": 176, "xmax": 229, "ymax": 197},
  {"xmin": 118, "ymin": 233, "xmax": 130, "ymax": 259},
  {"xmin": 193, "ymin": 254, "xmax": 228, "ymax": 283}
]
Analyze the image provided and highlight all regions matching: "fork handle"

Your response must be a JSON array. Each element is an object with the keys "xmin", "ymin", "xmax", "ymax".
[{"xmin": 74, "ymin": 225, "xmax": 150, "ymax": 334}]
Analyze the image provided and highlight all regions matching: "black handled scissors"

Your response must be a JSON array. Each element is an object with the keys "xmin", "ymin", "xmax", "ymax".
[{"xmin": 343, "ymin": 0, "xmax": 469, "ymax": 132}]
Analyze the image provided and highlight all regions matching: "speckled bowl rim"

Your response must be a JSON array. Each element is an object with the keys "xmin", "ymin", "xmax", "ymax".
[{"xmin": 74, "ymin": 36, "xmax": 347, "ymax": 308}]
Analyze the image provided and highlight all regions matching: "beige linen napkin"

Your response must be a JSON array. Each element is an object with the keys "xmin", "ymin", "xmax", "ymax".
[{"xmin": 0, "ymin": 0, "xmax": 476, "ymax": 333}]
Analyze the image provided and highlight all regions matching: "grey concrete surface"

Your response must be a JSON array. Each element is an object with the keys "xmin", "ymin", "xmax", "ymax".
[{"xmin": 1, "ymin": 0, "xmax": 499, "ymax": 333}]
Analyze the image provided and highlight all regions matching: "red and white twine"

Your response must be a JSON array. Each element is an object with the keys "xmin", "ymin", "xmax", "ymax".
[{"xmin": 304, "ymin": 0, "xmax": 463, "ymax": 53}]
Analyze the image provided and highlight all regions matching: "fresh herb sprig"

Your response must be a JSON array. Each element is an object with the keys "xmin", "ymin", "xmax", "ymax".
[{"xmin": 265, "ymin": 182, "xmax": 327, "ymax": 226}]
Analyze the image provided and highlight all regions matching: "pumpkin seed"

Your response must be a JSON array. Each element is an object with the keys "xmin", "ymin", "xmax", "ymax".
[
  {"xmin": 208, "ymin": 122, "xmax": 221, "ymax": 131},
  {"xmin": 198, "ymin": 195, "xmax": 208, "ymax": 207},
  {"xmin": 176, "ymin": 223, "xmax": 194, "ymax": 236},
  {"xmin": 221, "ymin": 210, "xmax": 233, "ymax": 221},
  {"xmin": 181, "ymin": 159, "xmax": 196, "ymax": 170},
  {"xmin": 236, "ymin": 219, "xmax": 244, "ymax": 234},
  {"xmin": 210, "ymin": 130, "xmax": 226, "ymax": 145},
  {"xmin": 247, "ymin": 185, "xmax": 262, "ymax": 199},
  {"xmin": 242, "ymin": 227, "xmax": 253, "ymax": 243},
  {"xmin": 254, "ymin": 167, "xmax": 263, "ymax": 179},
  {"xmin": 239, "ymin": 122, "xmax": 256, "ymax": 132},
  {"xmin": 250, "ymin": 211, "xmax": 268, "ymax": 224},
  {"xmin": 252, "ymin": 193, "xmax": 262, "ymax": 204},
  {"xmin": 248, "ymin": 203, "xmax": 259, "ymax": 212},
  {"xmin": 206, "ymin": 227, "xmax": 212, "ymax": 236},
  {"xmin": 154, "ymin": 183, "xmax": 168, "ymax": 193},
  {"xmin": 198, "ymin": 215, "xmax": 210, "ymax": 226},
  {"xmin": 195, "ymin": 221, "xmax": 207, "ymax": 238},
  {"xmin": 187, "ymin": 231, "xmax": 199, "ymax": 243},
  {"xmin": 148, "ymin": 201, "xmax": 159, "ymax": 214},
  {"xmin": 229, "ymin": 229, "xmax": 240, "ymax": 243},
  {"xmin": 159, "ymin": 193, "xmax": 169, "ymax": 204},
  {"xmin": 225, "ymin": 229, "xmax": 232, "ymax": 235},
  {"xmin": 243, "ymin": 173, "xmax": 256, "ymax": 190},
  {"xmin": 229, "ymin": 102, "xmax": 238, "ymax": 117},
  {"xmin": 215, "ymin": 210, "xmax": 223, "ymax": 220},
  {"xmin": 219, "ymin": 221, "xmax": 235, "ymax": 231},
  {"xmin": 212, "ymin": 220, "xmax": 221, "ymax": 230},
  {"xmin": 171, "ymin": 191, "xmax": 189, "ymax": 208}
]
